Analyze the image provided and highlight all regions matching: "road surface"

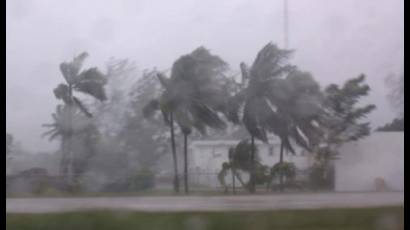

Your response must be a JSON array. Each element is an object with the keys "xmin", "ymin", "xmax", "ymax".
[{"xmin": 6, "ymin": 192, "xmax": 403, "ymax": 213}]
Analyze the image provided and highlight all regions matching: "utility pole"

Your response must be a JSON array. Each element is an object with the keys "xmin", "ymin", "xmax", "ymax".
[{"xmin": 284, "ymin": 0, "xmax": 289, "ymax": 49}]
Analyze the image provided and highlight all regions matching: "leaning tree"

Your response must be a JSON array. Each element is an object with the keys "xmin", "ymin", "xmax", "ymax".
[
  {"xmin": 218, "ymin": 139, "xmax": 273, "ymax": 193},
  {"xmin": 43, "ymin": 105, "xmax": 100, "ymax": 182},
  {"xmin": 226, "ymin": 43, "xmax": 323, "ymax": 192},
  {"xmin": 311, "ymin": 75, "xmax": 376, "ymax": 189},
  {"xmin": 386, "ymin": 72, "xmax": 404, "ymax": 118},
  {"xmin": 378, "ymin": 72, "xmax": 404, "ymax": 131},
  {"xmin": 144, "ymin": 47, "xmax": 229, "ymax": 194},
  {"xmin": 44, "ymin": 52, "xmax": 107, "ymax": 183}
]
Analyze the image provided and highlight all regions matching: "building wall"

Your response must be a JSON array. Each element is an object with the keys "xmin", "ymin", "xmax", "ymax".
[
  {"xmin": 189, "ymin": 132, "xmax": 404, "ymax": 191},
  {"xmin": 335, "ymin": 132, "xmax": 404, "ymax": 192},
  {"xmin": 189, "ymin": 138, "xmax": 310, "ymax": 187}
]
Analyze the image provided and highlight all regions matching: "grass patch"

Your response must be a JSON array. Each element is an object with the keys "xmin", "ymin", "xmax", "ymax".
[{"xmin": 7, "ymin": 206, "xmax": 403, "ymax": 230}]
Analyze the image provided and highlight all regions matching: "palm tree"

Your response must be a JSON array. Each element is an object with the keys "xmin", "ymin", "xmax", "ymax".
[
  {"xmin": 49, "ymin": 52, "xmax": 107, "ymax": 182},
  {"xmin": 55, "ymin": 52, "xmax": 107, "ymax": 115},
  {"xmin": 226, "ymin": 43, "xmax": 293, "ymax": 193},
  {"xmin": 143, "ymin": 74, "xmax": 181, "ymax": 193},
  {"xmin": 311, "ymin": 75, "xmax": 376, "ymax": 190},
  {"xmin": 218, "ymin": 139, "xmax": 269, "ymax": 193},
  {"xmin": 42, "ymin": 105, "xmax": 98, "ymax": 179},
  {"xmin": 144, "ymin": 47, "xmax": 229, "ymax": 194},
  {"xmin": 227, "ymin": 43, "xmax": 322, "ymax": 193},
  {"xmin": 268, "ymin": 70, "xmax": 323, "ymax": 191}
]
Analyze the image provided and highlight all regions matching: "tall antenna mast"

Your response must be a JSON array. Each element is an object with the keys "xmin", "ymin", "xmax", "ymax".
[{"xmin": 283, "ymin": 0, "xmax": 289, "ymax": 49}]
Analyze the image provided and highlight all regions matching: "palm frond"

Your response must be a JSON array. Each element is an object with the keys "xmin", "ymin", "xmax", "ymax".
[
  {"xmin": 42, "ymin": 123, "xmax": 57, "ymax": 128},
  {"xmin": 192, "ymin": 119, "xmax": 207, "ymax": 135},
  {"xmin": 142, "ymin": 99, "xmax": 160, "ymax": 119},
  {"xmin": 48, "ymin": 131, "xmax": 62, "ymax": 142},
  {"xmin": 73, "ymin": 97, "xmax": 93, "ymax": 118},
  {"xmin": 41, "ymin": 128, "xmax": 58, "ymax": 138},
  {"xmin": 289, "ymin": 126, "xmax": 311, "ymax": 152},
  {"xmin": 59, "ymin": 52, "xmax": 89, "ymax": 84},
  {"xmin": 71, "ymin": 52, "xmax": 89, "ymax": 75},
  {"xmin": 60, "ymin": 63, "xmax": 74, "ymax": 84},
  {"xmin": 191, "ymin": 102, "xmax": 227, "ymax": 130},
  {"xmin": 250, "ymin": 43, "xmax": 293, "ymax": 81},
  {"xmin": 225, "ymin": 92, "xmax": 246, "ymax": 124},
  {"xmin": 53, "ymin": 84, "xmax": 71, "ymax": 104},
  {"xmin": 174, "ymin": 108, "xmax": 193, "ymax": 135},
  {"xmin": 156, "ymin": 73, "xmax": 171, "ymax": 89},
  {"xmin": 240, "ymin": 62, "xmax": 250, "ymax": 85},
  {"xmin": 243, "ymin": 98, "xmax": 268, "ymax": 142},
  {"xmin": 74, "ymin": 68, "xmax": 107, "ymax": 101},
  {"xmin": 281, "ymin": 136, "xmax": 296, "ymax": 155}
]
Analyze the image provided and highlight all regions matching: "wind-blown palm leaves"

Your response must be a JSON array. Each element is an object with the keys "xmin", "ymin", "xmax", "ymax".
[
  {"xmin": 218, "ymin": 140, "xmax": 271, "ymax": 192},
  {"xmin": 308, "ymin": 75, "xmax": 375, "ymax": 190},
  {"xmin": 42, "ymin": 105, "xmax": 98, "ymax": 177},
  {"xmin": 226, "ymin": 43, "xmax": 323, "ymax": 192},
  {"xmin": 377, "ymin": 118, "xmax": 404, "ymax": 132},
  {"xmin": 143, "ymin": 47, "xmax": 229, "ymax": 193},
  {"xmin": 45, "ymin": 52, "xmax": 107, "ymax": 183},
  {"xmin": 266, "ymin": 70, "xmax": 323, "ymax": 151},
  {"xmin": 54, "ymin": 52, "xmax": 107, "ymax": 117},
  {"xmin": 321, "ymin": 75, "xmax": 376, "ymax": 143},
  {"xmin": 386, "ymin": 72, "xmax": 404, "ymax": 118},
  {"xmin": 42, "ymin": 105, "xmax": 95, "ymax": 141},
  {"xmin": 143, "ymin": 78, "xmax": 181, "ymax": 193},
  {"xmin": 317, "ymin": 75, "xmax": 376, "ymax": 158}
]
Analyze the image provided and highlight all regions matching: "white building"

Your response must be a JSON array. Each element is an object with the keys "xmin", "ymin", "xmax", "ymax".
[
  {"xmin": 189, "ymin": 137, "xmax": 310, "ymax": 188},
  {"xmin": 335, "ymin": 132, "xmax": 404, "ymax": 192},
  {"xmin": 189, "ymin": 132, "xmax": 404, "ymax": 192}
]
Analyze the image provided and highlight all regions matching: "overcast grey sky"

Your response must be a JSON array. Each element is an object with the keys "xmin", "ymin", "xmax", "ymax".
[{"xmin": 6, "ymin": 0, "xmax": 404, "ymax": 152}]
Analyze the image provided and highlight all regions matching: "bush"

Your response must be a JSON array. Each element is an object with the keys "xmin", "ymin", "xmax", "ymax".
[
  {"xmin": 308, "ymin": 163, "xmax": 334, "ymax": 191},
  {"xmin": 101, "ymin": 180, "xmax": 131, "ymax": 193},
  {"xmin": 271, "ymin": 162, "xmax": 297, "ymax": 181},
  {"xmin": 100, "ymin": 170, "xmax": 156, "ymax": 193},
  {"xmin": 6, "ymin": 175, "xmax": 67, "ymax": 196},
  {"xmin": 34, "ymin": 183, "xmax": 65, "ymax": 196},
  {"xmin": 130, "ymin": 170, "xmax": 155, "ymax": 191}
]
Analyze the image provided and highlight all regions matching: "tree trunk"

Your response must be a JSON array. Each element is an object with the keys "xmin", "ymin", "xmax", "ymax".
[
  {"xmin": 183, "ymin": 133, "xmax": 189, "ymax": 194},
  {"xmin": 59, "ymin": 138, "xmax": 69, "ymax": 176},
  {"xmin": 169, "ymin": 113, "xmax": 180, "ymax": 193},
  {"xmin": 279, "ymin": 140, "xmax": 284, "ymax": 192},
  {"xmin": 234, "ymin": 171, "xmax": 247, "ymax": 188},
  {"xmin": 231, "ymin": 166, "xmax": 236, "ymax": 194},
  {"xmin": 250, "ymin": 135, "xmax": 256, "ymax": 193},
  {"xmin": 67, "ymin": 84, "xmax": 74, "ymax": 186}
]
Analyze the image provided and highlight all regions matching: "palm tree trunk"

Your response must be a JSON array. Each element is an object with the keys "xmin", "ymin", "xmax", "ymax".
[
  {"xmin": 183, "ymin": 133, "xmax": 189, "ymax": 194},
  {"xmin": 67, "ymin": 83, "xmax": 74, "ymax": 186},
  {"xmin": 231, "ymin": 166, "xmax": 236, "ymax": 194},
  {"xmin": 169, "ymin": 113, "xmax": 180, "ymax": 193},
  {"xmin": 59, "ymin": 138, "xmax": 68, "ymax": 176},
  {"xmin": 234, "ymin": 171, "xmax": 247, "ymax": 188},
  {"xmin": 250, "ymin": 135, "xmax": 256, "ymax": 193},
  {"xmin": 279, "ymin": 140, "xmax": 284, "ymax": 192}
]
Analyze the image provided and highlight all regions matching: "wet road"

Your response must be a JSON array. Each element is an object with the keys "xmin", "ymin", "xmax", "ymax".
[{"xmin": 6, "ymin": 192, "xmax": 403, "ymax": 213}]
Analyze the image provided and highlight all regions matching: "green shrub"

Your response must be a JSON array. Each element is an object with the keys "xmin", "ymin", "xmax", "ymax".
[
  {"xmin": 308, "ymin": 163, "xmax": 334, "ymax": 191},
  {"xmin": 130, "ymin": 170, "xmax": 155, "ymax": 191},
  {"xmin": 271, "ymin": 162, "xmax": 297, "ymax": 181}
]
